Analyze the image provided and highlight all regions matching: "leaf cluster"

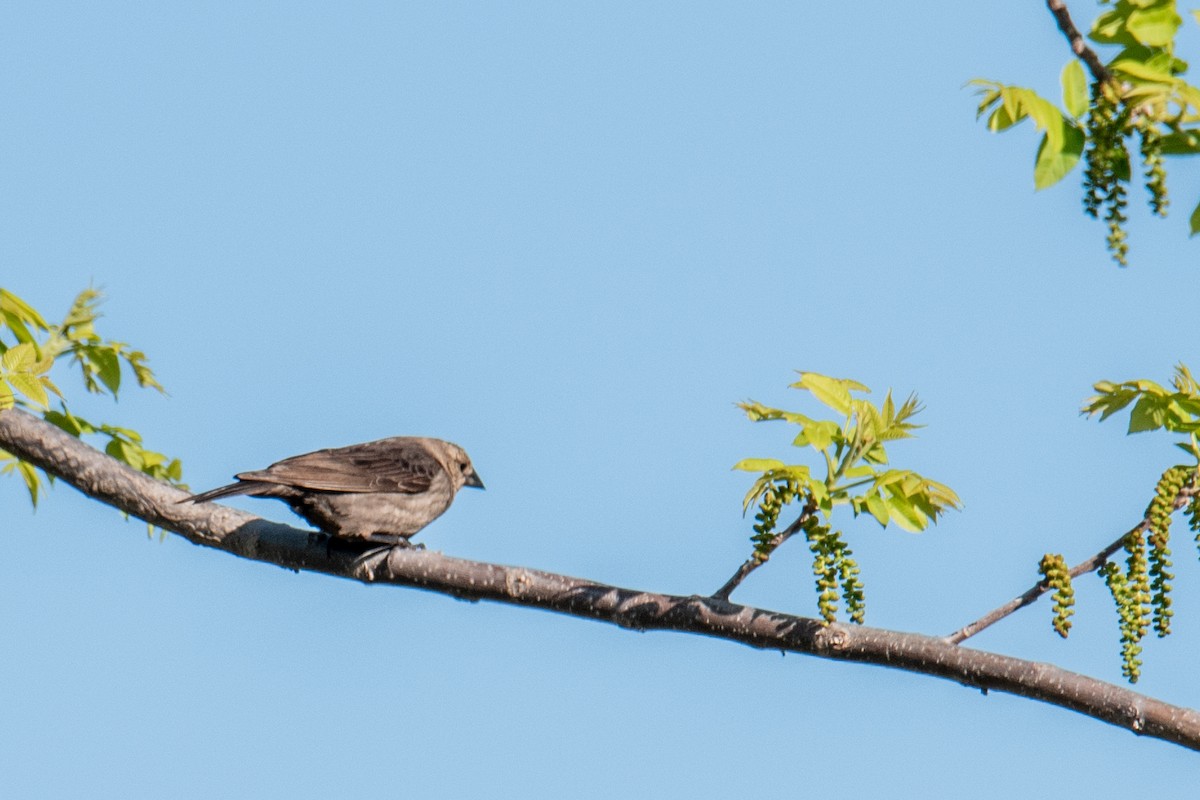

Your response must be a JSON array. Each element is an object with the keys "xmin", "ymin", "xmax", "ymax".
[
  {"xmin": 1082, "ymin": 363, "xmax": 1200, "ymax": 456},
  {"xmin": 731, "ymin": 373, "xmax": 959, "ymax": 622},
  {"xmin": 0, "ymin": 288, "xmax": 183, "ymax": 511},
  {"xmin": 735, "ymin": 373, "xmax": 960, "ymax": 533},
  {"xmin": 972, "ymin": 0, "xmax": 1200, "ymax": 265}
]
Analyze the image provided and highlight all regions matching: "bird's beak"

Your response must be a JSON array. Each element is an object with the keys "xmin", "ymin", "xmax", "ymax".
[{"xmin": 465, "ymin": 472, "xmax": 485, "ymax": 490}]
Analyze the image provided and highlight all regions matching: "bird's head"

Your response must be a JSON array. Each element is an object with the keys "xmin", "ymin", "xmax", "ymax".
[{"xmin": 429, "ymin": 439, "xmax": 485, "ymax": 491}]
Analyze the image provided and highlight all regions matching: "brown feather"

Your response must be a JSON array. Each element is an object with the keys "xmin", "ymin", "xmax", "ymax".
[{"xmin": 238, "ymin": 438, "xmax": 440, "ymax": 494}]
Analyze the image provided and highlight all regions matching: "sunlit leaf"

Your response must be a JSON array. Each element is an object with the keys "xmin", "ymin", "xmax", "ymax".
[
  {"xmin": 1129, "ymin": 394, "xmax": 1168, "ymax": 433},
  {"xmin": 1061, "ymin": 60, "xmax": 1089, "ymax": 118},
  {"xmin": 0, "ymin": 290, "xmax": 49, "ymax": 330},
  {"xmin": 5, "ymin": 373, "xmax": 48, "ymax": 408},
  {"xmin": 732, "ymin": 458, "xmax": 786, "ymax": 472},
  {"xmin": 801, "ymin": 419, "xmax": 838, "ymax": 451},
  {"xmin": 87, "ymin": 348, "xmax": 121, "ymax": 395},
  {"xmin": 1111, "ymin": 58, "xmax": 1178, "ymax": 84},
  {"xmin": 1034, "ymin": 123, "xmax": 1085, "ymax": 189},
  {"xmin": 2, "ymin": 342, "xmax": 36, "ymax": 372},
  {"xmin": 865, "ymin": 493, "xmax": 889, "ymax": 527},
  {"xmin": 1126, "ymin": 5, "xmax": 1182, "ymax": 46},
  {"xmin": 792, "ymin": 373, "xmax": 868, "ymax": 415}
]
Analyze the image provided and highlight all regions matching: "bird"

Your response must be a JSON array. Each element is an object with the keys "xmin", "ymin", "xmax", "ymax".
[{"xmin": 182, "ymin": 436, "xmax": 484, "ymax": 545}]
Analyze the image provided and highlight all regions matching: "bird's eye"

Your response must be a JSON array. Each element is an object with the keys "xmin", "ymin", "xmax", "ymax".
[{"xmin": 460, "ymin": 462, "xmax": 470, "ymax": 473}]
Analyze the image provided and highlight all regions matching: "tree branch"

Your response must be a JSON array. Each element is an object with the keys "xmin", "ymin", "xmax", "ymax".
[
  {"xmin": 711, "ymin": 501, "xmax": 815, "ymax": 601},
  {"xmin": 4, "ymin": 405, "xmax": 1200, "ymax": 750},
  {"xmin": 1045, "ymin": 0, "xmax": 1112, "ymax": 84},
  {"xmin": 946, "ymin": 479, "xmax": 1199, "ymax": 645},
  {"xmin": 946, "ymin": 528, "xmax": 1132, "ymax": 646}
]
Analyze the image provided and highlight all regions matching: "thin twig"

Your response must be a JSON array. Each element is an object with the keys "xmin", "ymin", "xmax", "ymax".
[
  {"xmin": 711, "ymin": 500, "xmax": 816, "ymax": 601},
  {"xmin": 946, "ymin": 480, "xmax": 1198, "ymax": 645},
  {"xmin": 1045, "ymin": 0, "xmax": 1112, "ymax": 84}
]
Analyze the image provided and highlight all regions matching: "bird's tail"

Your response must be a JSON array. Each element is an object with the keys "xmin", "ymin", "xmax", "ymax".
[{"xmin": 179, "ymin": 482, "xmax": 252, "ymax": 504}]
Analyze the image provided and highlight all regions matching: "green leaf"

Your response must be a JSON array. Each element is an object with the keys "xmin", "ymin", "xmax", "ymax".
[
  {"xmin": 1, "ymin": 312, "xmax": 36, "ymax": 345},
  {"xmin": 1174, "ymin": 440, "xmax": 1200, "ymax": 458},
  {"xmin": 884, "ymin": 494, "xmax": 925, "ymax": 532},
  {"xmin": 970, "ymin": 81, "xmax": 1002, "ymax": 119},
  {"xmin": 1110, "ymin": 58, "xmax": 1178, "ymax": 85},
  {"xmin": 801, "ymin": 419, "xmax": 838, "ymax": 451},
  {"xmin": 17, "ymin": 460, "xmax": 41, "ymax": 506},
  {"xmin": 41, "ymin": 375, "xmax": 63, "ymax": 400},
  {"xmin": 0, "ymin": 382, "xmax": 13, "ymax": 410},
  {"xmin": 988, "ymin": 98, "xmax": 1023, "ymax": 131},
  {"xmin": 865, "ymin": 493, "xmax": 889, "ymax": 527},
  {"xmin": 1061, "ymin": 61, "xmax": 1089, "ymax": 118},
  {"xmin": 1191, "ymin": 199, "xmax": 1200, "ymax": 236},
  {"xmin": 1129, "ymin": 395, "xmax": 1167, "ymax": 433},
  {"xmin": 1127, "ymin": 5, "xmax": 1182, "ymax": 46},
  {"xmin": 1, "ymin": 342, "xmax": 36, "ymax": 372},
  {"xmin": 862, "ymin": 444, "xmax": 888, "ymax": 464},
  {"xmin": 732, "ymin": 458, "xmax": 786, "ymax": 472},
  {"xmin": 0, "ymin": 290, "xmax": 49, "ymax": 330},
  {"xmin": 1158, "ymin": 130, "xmax": 1200, "ymax": 155},
  {"xmin": 792, "ymin": 373, "xmax": 868, "ymax": 415},
  {"xmin": 1034, "ymin": 123, "xmax": 1085, "ymax": 189},
  {"xmin": 1084, "ymin": 387, "xmax": 1137, "ymax": 419},
  {"xmin": 738, "ymin": 401, "xmax": 811, "ymax": 425},
  {"xmin": 844, "ymin": 464, "xmax": 876, "ymax": 479},
  {"xmin": 810, "ymin": 480, "xmax": 832, "ymax": 513},
  {"xmin": 87, "ymin": 348, "xmax": 121, "ymax": 395},
  {"xmin": 44, "ymin": 409, "xmax": 87, "ymax": 436},
  {"xmin": 1091, "ymin": 5, "xmax": 1139, "ymax": 45},
  {"xmin": 1004, "ymin": 87, "xmax": 1069, "ymax": 146},
  {"xmin": 5, "ymin": 373, "xmax": 48, "ymax": 408}
]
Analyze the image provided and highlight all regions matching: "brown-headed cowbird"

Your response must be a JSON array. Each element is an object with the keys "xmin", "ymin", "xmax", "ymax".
[{"xmin": 184, "ymin": 437, "xmax": 483, "ymax": 545}]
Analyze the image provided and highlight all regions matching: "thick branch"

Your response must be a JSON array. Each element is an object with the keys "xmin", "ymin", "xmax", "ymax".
[
  {"xmin": 3, "ymin": 406, "xmax": 1200, "ymax": 751},
  {"xmin": 1045, "ymin": 0, "xmax": 1112, "ymax": 84}
]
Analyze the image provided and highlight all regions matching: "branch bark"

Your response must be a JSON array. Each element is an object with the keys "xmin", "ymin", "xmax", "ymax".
[
  {"xmin": 1045, "ymin": 0, "xmax": 1112, "ymax": 84},
  {"xmin": 4, "ymin": 405, "xmax": 1200, "ymax": 750}
]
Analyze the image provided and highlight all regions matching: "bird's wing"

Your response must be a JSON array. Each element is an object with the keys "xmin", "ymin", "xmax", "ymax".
[{"xmin": 239, "ymin": 439, "xmax": 440, "ymax": 494}]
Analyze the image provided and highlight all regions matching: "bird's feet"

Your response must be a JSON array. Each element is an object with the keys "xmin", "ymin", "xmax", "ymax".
[
  {"xmin": 352, "ymin": 533, "xmax": 424, "ymax": 569},
  {"xmin": 365, "ymin": 532, "xmax": 424, "ymax": 550}
]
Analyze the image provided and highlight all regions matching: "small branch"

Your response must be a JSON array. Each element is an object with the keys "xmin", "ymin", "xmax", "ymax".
[
  {"xmin": 711, "ymin": 501, "xmax": 815, "ymax": 601},
  {"xmin": 1045, "ymin": 0, "xmax": 1112, "ymax": 84},
  {"xmin": 945, "ymin": 527, "xmax": 1134, "ymax": 645},
  {"xmin": 946, "ymin": 480, "xmax": 1199, "ymax": 646},
  {"xmin": 4, "ymin": 405, "xmax": 1200, "ymax": 750}
]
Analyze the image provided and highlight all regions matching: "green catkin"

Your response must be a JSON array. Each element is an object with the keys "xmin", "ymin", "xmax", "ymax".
[
  {"xmin": 1101, "ymin": 560, "xmax": 1143, "ymax": 683},
  {"xmin": 806, "ymin": 523, "xmax": 839, "ymax": 624},
  {"xmin": 1082, "ymin": 84, "xmax": 1132, "ymax": 266},
  {"xmin": 1146, "ymin": 466, "xmax": 1189, "ymax": 636},
  {"xmin": 1038, "ymin": 553, "xmax": 1075, "ymax": 638},
  {"xmin": 1096, "ymin": 467, "xmax": 1194, "ymax": 682},
  {"xmin": 751, "ymin": 479, "xmax": 796, "ymax": 559},
  {"xmin": 804, "ymin": 526, "xmax": 866, "ymax": 625},
  {"xmin": 1137, "ymin": 116, "xmax": 1168, "ymax": 217}
]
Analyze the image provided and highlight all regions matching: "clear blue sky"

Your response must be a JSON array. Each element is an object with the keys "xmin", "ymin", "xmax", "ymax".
[{"xmin": 3, "ymin": 2, "xmax": 1199, "ymax": 796}]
